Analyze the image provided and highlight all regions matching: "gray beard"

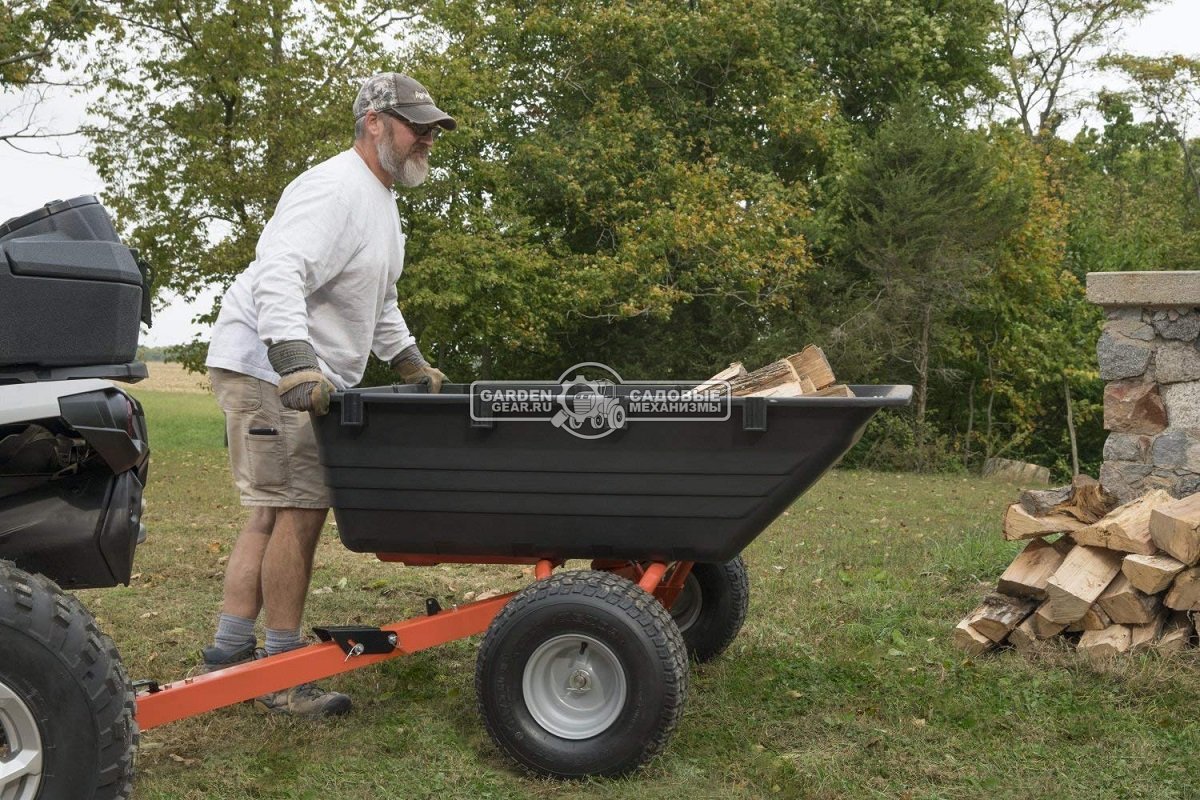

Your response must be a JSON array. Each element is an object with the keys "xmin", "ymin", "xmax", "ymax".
[{"xmin": 377, "ymin": 138, "xmax": 429, "ymax": 187}]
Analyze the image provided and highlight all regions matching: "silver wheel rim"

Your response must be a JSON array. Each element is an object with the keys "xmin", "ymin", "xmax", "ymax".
[
  {"xmin": 0, "ymin": 679, "xmax": 43, "ymax": 800},
  {"xmin": 522, "ymin": 634, "xmax": 627, "ymax": 739},
  {"xmin": 670, "ymin": 573, "xmax": 702, "ymax": 633}
]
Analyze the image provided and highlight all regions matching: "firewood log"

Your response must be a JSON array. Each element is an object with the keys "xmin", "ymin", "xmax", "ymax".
[
  {"xmin": 1164, "ymin": 567, "xmax": 1200, "ymax": 611},
  {"xmin": 1072, "ymin": 490, "xmax": 1174, "ymax": 555},
  {"xmin": 1078, "ymin": 624, "xmax": 1131, "ymax": 659},
  {"xmin": 997, "ymin": 538, "xmax": 1073, "ymax": 599},
  {"xmin": 785, "ymin": 345, "xmax": 836, "ymax": 391},
  {"xmin": 1042, "ymin": 545, "xmax": 1123, "ymax": 623},
  {"xmin": 1003, "ymin": 504, "xmax": 1086, "ymax": 542},
  {"xmin": 1096, "ymin": 573, "xmax": 1161, "ymax": 625},
  {"xmin": 965, "ymin": 593, "xmax": 1039, "ymax": 643},
  {"xmin": 1150, "ymin": 493, "xmax": 1200, "ymax": 566},
  {"xmin": 1121, "ymin": 553, "xmax": 1186, "ymax": 595}
]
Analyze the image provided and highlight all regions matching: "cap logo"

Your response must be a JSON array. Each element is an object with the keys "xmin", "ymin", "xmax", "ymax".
[{"xmin": 413, "ymin": 90, "xmax": 432, "ymax": 102}]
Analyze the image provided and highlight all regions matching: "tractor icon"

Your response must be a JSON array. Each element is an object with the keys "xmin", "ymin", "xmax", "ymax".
[{"xmin": 552, "ymin": 374, "xmax": 627, "ymax": 436}]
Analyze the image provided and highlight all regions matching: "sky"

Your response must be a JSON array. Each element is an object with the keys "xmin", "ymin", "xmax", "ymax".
[{"xmin": 1, "ymin": 2, "xmax": 1198, "ymax": 347}]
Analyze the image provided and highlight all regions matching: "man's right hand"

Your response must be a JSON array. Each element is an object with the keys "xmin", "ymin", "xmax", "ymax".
[{"xmin": 267, "ymin": 340, "xmax": 336, "ymax": 415}]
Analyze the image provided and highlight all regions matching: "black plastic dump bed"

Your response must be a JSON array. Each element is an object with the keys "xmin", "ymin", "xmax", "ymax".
[{"xmin": 315, "ymin": 384, "xmax": 911, "ymax": 563}]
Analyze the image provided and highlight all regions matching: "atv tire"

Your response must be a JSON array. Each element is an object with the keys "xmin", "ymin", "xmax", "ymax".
[
  {"xmin": 0, "ymin": 560, "xmax": 136, "ymax": 799},
  {"xmin": 669, "ymin": 557, "xmax": 750, "ymax": 663}
]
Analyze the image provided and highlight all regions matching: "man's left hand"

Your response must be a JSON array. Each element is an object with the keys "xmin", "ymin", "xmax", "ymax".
[{"xmin": 391, "ymin": 344, "xmax": 447, "ymax": 393}]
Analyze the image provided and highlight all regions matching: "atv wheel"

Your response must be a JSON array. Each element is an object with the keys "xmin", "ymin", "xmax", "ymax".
[{"xmin": 0, "ymin": 561, "xmax": 136, "ymax": 800}]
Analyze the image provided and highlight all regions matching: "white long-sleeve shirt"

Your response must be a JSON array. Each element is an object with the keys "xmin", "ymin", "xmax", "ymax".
[{"xmin": 205, "ymin": 149, "xmax": 416, "ymax": 389}]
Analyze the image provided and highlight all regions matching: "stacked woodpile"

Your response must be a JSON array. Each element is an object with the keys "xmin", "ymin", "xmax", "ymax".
[
  {"xmin": 954, "ymin": 475, "xmax": 1200, "ymax": 659},
  {"xmin": 698, "ymin": 345, "xmax": 855, "ymax": 398}
]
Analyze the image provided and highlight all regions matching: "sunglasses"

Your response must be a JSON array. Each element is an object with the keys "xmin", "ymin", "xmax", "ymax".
[{"xmin": 381, "ymin": 109, "xmax": 441, "ymax": 139}]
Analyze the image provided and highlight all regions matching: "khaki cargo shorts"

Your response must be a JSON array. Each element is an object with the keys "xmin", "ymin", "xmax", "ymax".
[{"xmin": 209, "ymin": 367, "xmax": 332, "ymax": 509}]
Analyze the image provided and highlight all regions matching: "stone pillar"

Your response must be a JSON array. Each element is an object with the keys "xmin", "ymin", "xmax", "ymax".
[{"xmin": 1087, "ymin": 272, "xmax": 1200, "ymax": 503}]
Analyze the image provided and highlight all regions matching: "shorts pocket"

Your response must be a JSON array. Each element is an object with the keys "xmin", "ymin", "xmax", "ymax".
[
  {"xmin": 246, "ymin": 429, "xmax": 287, "ymax": 489},
  {"xmin": 212, "ymin": 369, "xmax": 263, "ymax": 413}
]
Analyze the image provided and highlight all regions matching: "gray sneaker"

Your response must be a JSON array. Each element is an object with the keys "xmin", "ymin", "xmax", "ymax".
[
  {"xmin": 196, "ymin": 642, "xmax": 263, "ymax": 676},
  {"xmin": 254, "ymin": 683, "xmax": 352, "ymax": 718}
]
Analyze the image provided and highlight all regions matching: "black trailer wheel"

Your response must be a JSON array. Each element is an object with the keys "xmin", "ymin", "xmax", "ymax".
[
  {"xmin": 475, "ymin": 570, "xmax": 688, "ymax": 778},
  {"xmin": 0, "ymin": 561, "xmax": 136, "ymax": 800},
  {"xmin": 669, "ymin": 557, "xmax": 750, "ymax": 663}
]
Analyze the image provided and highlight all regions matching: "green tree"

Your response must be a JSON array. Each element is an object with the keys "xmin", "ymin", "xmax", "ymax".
[
  {"xmin": 836, "ymin": 106, "xmax": 1029, "ymax": 464},
  {"xmin": 1106, "ymin": 54, "xmax": 1200, "ymax": 205},
  {"xmin": 86, "ymin": 0, "xmax": 411, "ymax": 367},
  {"xmin": 1, "ymin": 0, "xmax": 108, "ymax": 151},
  {"xmin": 997, "ymin": 0, "xmax": 1157, "ymax": 140}
]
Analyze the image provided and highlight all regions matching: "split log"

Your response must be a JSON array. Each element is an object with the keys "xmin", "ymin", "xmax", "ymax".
[
  {"xmin": 965, "ymin": 593, "xmax": 1039, "ymax": 643},
  {"xmin": 1149, "ymin": 492, "xmax": 1200, "ymax": 566},
  {"xmin": 1065, "ymin": 475, "xmax": 1121, "ymax": 524},
  {"xmin": 997, "ymin": 538, "xmax": 1073, "ymax": 599},
  {"xmin": 746, "ymin": 383, "xmax": 806, "ymax": 398},
  {"xmin": 1078, "ymin": 624, "xmax": 1132, "ymax": 660},
  {"xmin": 1129, "ymin": 614, "xmax": 1166, "ymax": 653},
  {"xmin": 692, "ymin": 362, "xmax": 747, "ymax": 397},
  {"xmin": 1096, "ymin": 573, "xmax": 1161, "ymax": 625},
  {"xmin": 1042, "ymin": 545, "xmax": 1123, "ymax": 623},
  {"xmin": 1156, "ymin": 612, "xmax": 1193, "ymax": 653},
  {"xmin": 1066, "ymin": 604, "xmax": 1112, "ymax": 633},
  {"xmin": 812, "ymin": 384, "xmax": 856, "ymax": 398},
  {"xmin": 785, "ymin": 346, "xmax": 836, "ymax": 391},
  {"xmin": 1008, "ymin": 617, "xmax": 1041, "ymax": 653},
  {"xmin": 1019, "ymin": 475, "xmax": 1116, "ymax": 523},
  {"xmin": 1003, "ymin": 504, "xmax": 1087, "ymax": 542},
  {"xmin": 1029, "ymin": 600, "xmax": 1068, "ymax": 639},
  {"xmin": 952, "ymin": 619, "xmax": 995, "ymax": 656},
  {"xmin": 1164, "ymin": 567, "xmax": 1200, "ymax": 611},
  {"xmin": 1072, "ymin": 489, "xmax": 1175, "ymax": 555},
  {"xmin": 1019, "ymin": 485, "xmax": 1074, "ymax": 517},
  {"xmin": 729, "ymin": 360, "xmax": 801, "ymax": 397},
  {"xmin": 1121, "ymin": 553, "xmax": 1186, "ymax": 595}
]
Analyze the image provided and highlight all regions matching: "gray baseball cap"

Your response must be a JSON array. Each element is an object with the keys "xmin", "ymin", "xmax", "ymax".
[{"xmin": 353, "ymin": 72, "xmax": 457, "ymax": 130}]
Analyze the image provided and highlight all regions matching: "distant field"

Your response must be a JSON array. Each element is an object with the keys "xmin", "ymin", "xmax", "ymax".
[
  {"xmin": 86, "ymin": 390, "xmax": 1200, "ymax": 800},
  {"xmin": 134, "ymin": 362, "xmax": 210, "ymax": 394}
]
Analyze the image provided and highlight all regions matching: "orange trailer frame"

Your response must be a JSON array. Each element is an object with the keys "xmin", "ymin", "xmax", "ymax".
[{"xmin": 135, "ymin": 557, "xmax": 694, "ymax": 731}]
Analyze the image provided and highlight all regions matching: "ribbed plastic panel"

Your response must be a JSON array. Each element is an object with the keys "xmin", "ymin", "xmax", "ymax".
[{"xmin": 315, "ymin": 385, "xmax": 910, "ymax": 563}]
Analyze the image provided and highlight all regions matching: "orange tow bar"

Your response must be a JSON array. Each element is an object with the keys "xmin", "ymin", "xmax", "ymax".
[{"xmin": 134, "ymin": 556, "xmax": 682, "ymax": 730}]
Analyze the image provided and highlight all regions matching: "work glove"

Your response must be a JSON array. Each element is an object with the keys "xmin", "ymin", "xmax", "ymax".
[
  {"xmin": 390, "ymin": 344, "xmax": 447, "ymax": 393},
  {"xmin": 267, "ymin": 340, "xmax": 336, "ymax": 415}
]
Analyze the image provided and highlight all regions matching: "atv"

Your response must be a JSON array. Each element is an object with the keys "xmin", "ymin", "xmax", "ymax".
[{"xmin": 0, "ymin": 197, "xmax": 151, "ymax": 800}]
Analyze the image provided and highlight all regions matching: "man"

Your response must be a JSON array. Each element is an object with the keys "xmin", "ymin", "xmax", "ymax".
[{"xmin": 200, "ymin": 73, "xmax": 454, "ymax": 717}]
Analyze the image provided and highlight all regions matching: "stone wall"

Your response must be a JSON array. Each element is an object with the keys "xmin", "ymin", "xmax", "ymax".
[{"xmin": 1088, "ymin": 272, "xmax": 1200, "ymax": 503}]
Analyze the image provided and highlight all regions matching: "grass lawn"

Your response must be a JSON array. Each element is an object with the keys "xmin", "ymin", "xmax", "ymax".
[{"xmin": 86, "ymin": 384, "xmax": 1200, "ymax": 799}]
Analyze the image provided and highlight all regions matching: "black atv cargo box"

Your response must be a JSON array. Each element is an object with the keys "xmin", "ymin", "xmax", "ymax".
[
  {"xmin": 315, "ymin": 384, "xmax": 911, "ymax": 563},
  {"xmin": 0, "ymin": 196, "xmax": 148, "ymax": 368}
]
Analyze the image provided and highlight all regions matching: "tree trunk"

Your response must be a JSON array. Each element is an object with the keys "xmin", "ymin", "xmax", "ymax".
[
  {"xmin": 965, "ymin": 379, "xmax": 975, "ymax": 470},
  {"xmin": 1064, "ymin": 374, "xmax": 1080, "ymax": 476},
  {"xmin": 480, "ymin": 340, "xmax": 493, "ymax": 381},
  {"xmin": 913, "ymin": 302, "xmax": 932, "ymax": 457},
  {"xmin": 985, "ymin": 355, "xmax": 996, "ymax": 462}
]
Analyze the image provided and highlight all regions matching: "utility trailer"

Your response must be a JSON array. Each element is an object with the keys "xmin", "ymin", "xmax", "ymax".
[{"xmin": 135, "ymin": 383, "xmax": 910, "ymax": 778}]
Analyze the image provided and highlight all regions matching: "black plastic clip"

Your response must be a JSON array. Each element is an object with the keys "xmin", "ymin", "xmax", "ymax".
[
  {"xmin": 742, "ymin": 397, "xmax": 768, "ymax": 431},
  {"xmin": 341, "ymin": 392, "xmax": 365, "ymax": 427},
  {"xmin": 132, "ymin": 679, "xmax": 160, "ymax": 694},
  {"xmin": 312, "ymin": 625, "xmax": 397, "ymax": 655},
  {"xmin": 425, "ymin": 597, "xmax": 443, "ymax": 616}
]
